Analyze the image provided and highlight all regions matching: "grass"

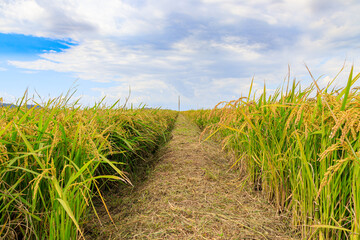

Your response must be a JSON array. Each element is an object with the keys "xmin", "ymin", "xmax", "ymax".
[
  {"xmin": 0, "ymin": 92, "xmax": 177, "ymax": 239},
  {"xmin": 185, "ymin": 66, "xmax": 360, "ymax": 239}
]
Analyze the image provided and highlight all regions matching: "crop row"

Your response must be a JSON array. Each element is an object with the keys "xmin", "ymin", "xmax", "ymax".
[
  {"xmin": 186, "ymin": 67, "xmax": 360, "ymax": 239},
  {"xmin": 0, "ymin": 95, "xmax": 177, "ymax": 239}
]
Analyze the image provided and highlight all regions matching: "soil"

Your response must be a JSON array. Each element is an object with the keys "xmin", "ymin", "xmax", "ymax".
[{"xmin": 86, "ymin": 114, "xmax": 298, "ymax": 240}]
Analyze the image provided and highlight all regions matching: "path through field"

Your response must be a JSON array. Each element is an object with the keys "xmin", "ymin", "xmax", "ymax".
[{"xmin": 87, "ymin": 115, "xmax": 297, "ymax": 239}]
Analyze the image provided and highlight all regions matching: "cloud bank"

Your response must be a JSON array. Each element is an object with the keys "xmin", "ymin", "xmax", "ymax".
[{"xmin": 1, "ymin": 0, "xmax": 360, "ymax": 109}]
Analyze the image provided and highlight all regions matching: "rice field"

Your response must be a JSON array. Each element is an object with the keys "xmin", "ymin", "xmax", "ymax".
[
  {"xmin": 2, "ymin": 67, "xmax": 360, "ymax": 240},
  {"xmin": 185, "ymin": 67, "xmax": 360, "ymax": 239},
  {"xmin": 0, "ymin": 93, "xmax": 177, "ymax": 239}
]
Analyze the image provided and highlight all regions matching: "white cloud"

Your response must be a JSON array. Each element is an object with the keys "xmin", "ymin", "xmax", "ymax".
[
  {"xmin": 0, "ymin": 91, "xmax": 16, "ymax": 103},
  {"xmin": 0, "ymin": 67, "xmax": 7, "ymax": 71},
  {"xmin": 0, "ymin": 0, "xmax": 46, "ymax": 34},
  {"xmin": 8, "ymin": 38, "xmax": 192, "ymax": 82},
  {"xmin": 92, "ymin": 78, "xmax": 180, "ymax": 108},
  {"xmin": 210, "ymin": 36, "xmax": 264, "ymax": 61}
]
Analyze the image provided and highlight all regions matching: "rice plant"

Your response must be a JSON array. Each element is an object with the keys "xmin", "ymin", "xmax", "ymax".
[
  {"xmin": 0, "ymin": 93, "xmax": 177, "ymax": 239},
  {"xmin": 188, "ymin": 67, "xmax": 360, "ymax": 239}
]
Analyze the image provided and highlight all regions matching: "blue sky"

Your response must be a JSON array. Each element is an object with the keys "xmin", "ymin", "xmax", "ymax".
[{"xmin": 1, "ymin": 0, "xmax": 360, "ymax": 110}]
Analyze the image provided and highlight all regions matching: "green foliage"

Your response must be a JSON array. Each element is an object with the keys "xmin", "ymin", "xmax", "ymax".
[
  {"xmin": 189, "ymin": 68, "xmax": 360, "ymax": 240},
  {"xmin": 0, "ymin": 94, "xmax": 177, "ymax": 239}
]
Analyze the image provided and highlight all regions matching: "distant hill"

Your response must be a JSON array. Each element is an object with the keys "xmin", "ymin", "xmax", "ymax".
[
  {"xmin": 0, "ymin": 103, "xmax": 17, "ymax": 108},
  {"xmin": 0, "ymin": 103, "xmax": 40, "ymax": 109}
]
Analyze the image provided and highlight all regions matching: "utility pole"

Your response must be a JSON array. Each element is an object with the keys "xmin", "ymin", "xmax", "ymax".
[{"xmin": 178, "ymin": 95, "xmax": 180, "ymax": 112}]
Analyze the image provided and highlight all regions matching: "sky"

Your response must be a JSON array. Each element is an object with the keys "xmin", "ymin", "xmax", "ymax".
[{"xmin": 1, "ymin": 0, "xmax": 360, "ymax": 110}]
